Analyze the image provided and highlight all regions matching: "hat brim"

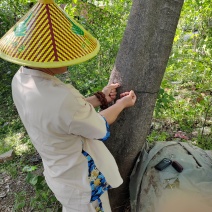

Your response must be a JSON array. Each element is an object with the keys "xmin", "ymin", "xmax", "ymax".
[{"xmin": 0, "ymin": 41, "xmax": 100, "ymax": 68}]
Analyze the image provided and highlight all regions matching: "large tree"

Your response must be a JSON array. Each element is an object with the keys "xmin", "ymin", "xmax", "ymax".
[{"xmin": 105, "ymin": 0, "xmax": 184, "ymax": 210}]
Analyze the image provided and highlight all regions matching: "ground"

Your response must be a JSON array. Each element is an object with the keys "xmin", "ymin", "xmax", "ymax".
[
  {"xmin": 0, "ymin": 169, "xmax": 34, "ymax": 212},
  {"xmin": 0, "ymin": 153, "xmax": 61, "ymax": 212},
  {"xmin": 0, "ymin": 153, "xmax": 132, "ymax": 212}
]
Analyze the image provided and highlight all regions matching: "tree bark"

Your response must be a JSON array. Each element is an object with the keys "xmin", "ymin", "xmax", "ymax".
[{"xmin": 105, "ymin": 0, "xmax": 184, "ymax": 211}]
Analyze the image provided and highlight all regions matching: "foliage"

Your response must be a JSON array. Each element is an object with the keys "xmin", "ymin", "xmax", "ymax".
[
  {"xmin": 147, "ymin": 130, "xmax": 170, "ymax": 143},
  {"xmin": 25, "ymin": 171, "xmax": 60, "ymax": 211},
  {"xmin": 12, "ymin": 170, "xmax": 60, "ymax": 211},
  {"xmin": 154, "ymin": 87, "xmax": 175, "ymax": 117},
  {"xmin": 64, "ymin": 0, "xmax": 132, "ymax": 96},
  {"xmin": 13, "ymin": 191, "xmax": 27, "ymax": 211},
  {"xmin": 0, "ymin": 62, "xmax": 33, "ymax": 155},
  {"xmin": 150, "ymin": 0, "xmax": 212, "ymax": 146}
]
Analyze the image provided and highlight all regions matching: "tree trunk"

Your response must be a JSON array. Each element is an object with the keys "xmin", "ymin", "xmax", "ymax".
[{"xmin": 105, "ymin": 0, "xmax": 184, "ymax": 211}]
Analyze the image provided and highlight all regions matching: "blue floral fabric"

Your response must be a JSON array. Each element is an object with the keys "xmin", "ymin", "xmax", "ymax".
[{"xmin": 82, "ymin": 150, "xmax": 112, "ymax": 212}]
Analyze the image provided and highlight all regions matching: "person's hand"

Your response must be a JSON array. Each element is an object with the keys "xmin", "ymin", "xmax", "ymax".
[
  {"xmin": 102, "ymin": 83, "xmax": 120, "ymax": 103},
  {"xmin": 116, "ymin": 90, "xmax": 137, "ymax": 108}
]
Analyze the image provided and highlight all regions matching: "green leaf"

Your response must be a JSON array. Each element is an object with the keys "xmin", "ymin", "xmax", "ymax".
[
  {"xmin": 29, "ymin": 175, "xmax": 38, "ymax": 186},
  {"xmin": 15, "ymin": 201, "xmax": 25, "ymax": 209},
  {"xmin": 22, "ymin": 165, "xmax": 37, "ymax": 172},
  {"xmin": 14, "ymin": 13, "xmax": 32, "ymax": 37},
  {"xmin": 72, "ymin": 24, "xmax": 84, "ymax": 35}
]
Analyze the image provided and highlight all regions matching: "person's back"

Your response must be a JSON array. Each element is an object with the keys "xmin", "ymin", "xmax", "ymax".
[{"xmin": 12, "ymin": 67, "xmax": 88, "ymax": 181}]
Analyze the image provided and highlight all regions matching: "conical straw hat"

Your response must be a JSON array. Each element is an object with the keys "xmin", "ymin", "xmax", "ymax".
[{"xmin": 0, "ymin": 0, "xmax": 100, "ymax": 68}]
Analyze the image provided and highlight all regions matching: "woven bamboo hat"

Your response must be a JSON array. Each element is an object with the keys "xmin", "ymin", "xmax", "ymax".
[{"xmin": 0, "ymin": 0, "xmax": 100, "ymax": 68}]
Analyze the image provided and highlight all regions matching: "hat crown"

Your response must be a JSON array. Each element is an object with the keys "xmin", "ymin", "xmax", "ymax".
[{"xmin": 0, "ymin": 0, "xmax": 100, "ymax": 68}]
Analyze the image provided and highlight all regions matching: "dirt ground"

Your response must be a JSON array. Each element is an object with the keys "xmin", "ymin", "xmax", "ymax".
[
  {"xmin": 0, "ymin": 153, "xmax": 50, "ymax": 212},
  {"xmin": 0, "ymin": 153, "xmax": 130, "ymax": 212},
  {"xmin": 0, "ymin": 170, "xmax": 35, "ymax": 212},
  {"xmin": 0, "ymin": 169, "xmax": 131, "ymax": 212}
]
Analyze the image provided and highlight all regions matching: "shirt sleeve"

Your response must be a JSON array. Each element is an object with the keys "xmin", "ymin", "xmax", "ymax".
[{"xmin": 69, "ymin": 96, "xmax": 110, "ymax": 140}]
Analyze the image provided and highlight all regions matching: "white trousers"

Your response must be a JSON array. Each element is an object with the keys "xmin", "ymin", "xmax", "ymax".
[{"xmin": 61, "ymin": 192, "xmax": 112, "ymax": 212}]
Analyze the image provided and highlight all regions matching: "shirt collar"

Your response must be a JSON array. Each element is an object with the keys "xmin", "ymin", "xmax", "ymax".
[{"xmin": 20, "ymin": 66, "xmax": 56, "ymax": 80}]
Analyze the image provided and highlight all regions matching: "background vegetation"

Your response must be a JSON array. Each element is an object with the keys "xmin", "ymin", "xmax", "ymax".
[{"xmin": 0, "ymin": 0, "xmax": 211, "ymax": 211}]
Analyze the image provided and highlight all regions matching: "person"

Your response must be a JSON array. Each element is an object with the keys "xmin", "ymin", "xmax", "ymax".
[
  {"xmin": 0, "ymin": 0, "xmax": 136, "ymax": 211},
  {"xmin": 12, "ymin": 65, "xmax": 136, "ymax": 211}
]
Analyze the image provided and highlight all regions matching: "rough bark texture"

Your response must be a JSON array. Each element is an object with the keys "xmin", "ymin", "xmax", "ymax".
[{"xmin": 105, "ymin": 0, "xmax": 184, "ymax": 211}]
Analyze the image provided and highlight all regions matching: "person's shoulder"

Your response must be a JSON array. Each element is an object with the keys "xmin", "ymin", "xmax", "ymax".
[
  {"xmin": 65, "ymin": 84, "xmax": 84, "ymax": 99},
  {"xmin": 11, "ymin": 67, "xmax": 24, "ymax": 85}
]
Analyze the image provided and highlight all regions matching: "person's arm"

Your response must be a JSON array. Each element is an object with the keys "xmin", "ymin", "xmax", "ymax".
[
  {"xmin": 85, "ymin": 95, "xmax": 101, "ymax": 107},
  {"xmin": 99, "ymin": 101, "xmax": 125, "ymax": 124},
  {"xmin": 67, "ymin": 90, "xmax": 136, "ymax": 140},
  {"xmin": 100, "ymin": 90, "xmax": 137, "ymax": 125}
]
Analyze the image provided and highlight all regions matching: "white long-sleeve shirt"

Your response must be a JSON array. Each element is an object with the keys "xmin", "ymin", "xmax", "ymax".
[{"xmin": 12, "ymin": 66, "xmax": 123, "ymax": 206}]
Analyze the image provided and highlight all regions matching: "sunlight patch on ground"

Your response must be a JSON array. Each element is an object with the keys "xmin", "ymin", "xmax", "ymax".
[{"xmin": 1, "ymin": 132, "xmax": 30, "ymax": 155}]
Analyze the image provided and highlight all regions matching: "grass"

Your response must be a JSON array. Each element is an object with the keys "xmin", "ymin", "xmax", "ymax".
[{"xmin": 148, "ymin": 80, "xmax": 212, "ymax": 148}]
